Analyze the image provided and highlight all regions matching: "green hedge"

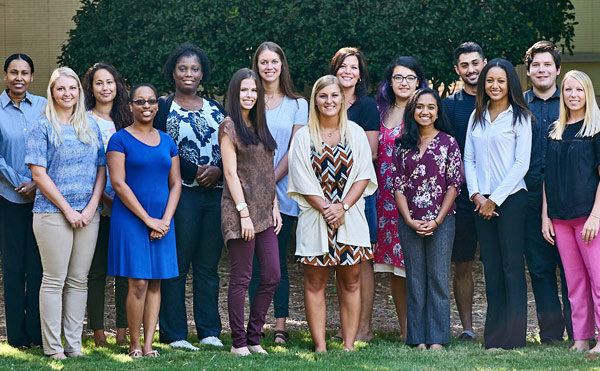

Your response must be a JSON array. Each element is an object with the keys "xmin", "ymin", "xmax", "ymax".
[{"xmin": 60, "ymin": 0, "xmax": 576, "ymax": 97}]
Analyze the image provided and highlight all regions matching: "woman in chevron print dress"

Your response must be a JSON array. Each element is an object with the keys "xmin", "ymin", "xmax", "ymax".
[{"xmin": 288, "ymin": 75, "xmax": 377, "ymax": 352}]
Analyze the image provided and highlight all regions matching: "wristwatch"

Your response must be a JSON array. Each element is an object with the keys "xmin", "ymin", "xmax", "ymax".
[{"xmin": 342, "ymin": 203, "xmax": 350, "ymax": 211}]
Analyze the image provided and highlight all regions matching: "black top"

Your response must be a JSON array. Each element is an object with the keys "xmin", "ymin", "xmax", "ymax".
[
  {"xmin": 442, "ymin": 89, "xmax": 476, "ymax": 212},
  {"xmin": 524, "ymin": 88, "xmax": 561, "ymax": 205},
  {"xmin": 153, "ymin": 93, "xmax": 226, "ymax": 184},
  {"xmin": 545, "ymin": 120, "xmax": 600, "ymax": 220},
  {"xmin": 347, "ymin": 96, "xmax": 379, "ymax": 132}
]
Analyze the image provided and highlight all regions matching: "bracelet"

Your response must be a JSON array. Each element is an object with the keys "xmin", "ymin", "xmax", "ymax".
[
  {"xmin": 591, "ymin": 213, "xmax": 600, "ymax": 219},
  {"xmin": 434, "ymin": 219, "xmax": 439, "ymax": 227},
  {"xmin": 240, "ymin": 215, "xmax": 250, "ymax": 219},
  {"xmin": 236, "ymin": 202, "xmax": 248, "ymax": 212},
  {"xmin": 469, "ymin": 192, "xmax": 480, "ymax": 202}
]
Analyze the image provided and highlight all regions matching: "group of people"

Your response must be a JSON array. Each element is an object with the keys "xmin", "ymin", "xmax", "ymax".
[{"xmin": 1, "ymin": 38, "xmax": 600, "ymax": 359}]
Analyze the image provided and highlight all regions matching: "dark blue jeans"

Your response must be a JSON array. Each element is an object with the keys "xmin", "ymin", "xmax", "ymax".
[
  {"xmin": 159, "ymin": 186, "xmax": 223, "ymax": 342},
  {"xmin": 248, "ymin": 213, "xmax": 295, "ymax": 318},
  {"xmin": 0, "ymin": 196, "xmax": 42, "ymax": 347},
  {"xmin": 525, "ymin": 203, "xmax": 573, "ymax": 342},
  {"xmin": 399, "ymin": 215, "xmax": 454, "ymax": 345},
  {"xmin": 364, "ymin": 193, "xmax": 377, "ymax": 244}
]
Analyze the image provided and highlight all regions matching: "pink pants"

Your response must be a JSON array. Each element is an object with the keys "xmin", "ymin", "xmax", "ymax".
[{"xmin": 553, "ymin": 217, "xmax": 600, "ymax": 340}]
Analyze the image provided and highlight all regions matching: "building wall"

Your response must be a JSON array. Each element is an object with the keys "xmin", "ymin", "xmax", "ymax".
[
  {"xmin": 560, "ymin": 0, "xmax": 600, "ymax": 96},
  {"xmin": 0, "ymin": 0, "xmax": 81, "ymax": 96}
]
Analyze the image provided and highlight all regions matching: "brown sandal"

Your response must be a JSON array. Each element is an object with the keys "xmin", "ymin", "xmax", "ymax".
[{"xmin": 274, "ymin": 330, "xmax": 289, "ymax": 344}]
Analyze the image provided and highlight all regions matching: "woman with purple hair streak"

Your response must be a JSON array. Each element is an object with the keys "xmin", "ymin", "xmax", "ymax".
[{"xmin": 373, "ymin": 56, "xmax": 426, "ymax": 339}]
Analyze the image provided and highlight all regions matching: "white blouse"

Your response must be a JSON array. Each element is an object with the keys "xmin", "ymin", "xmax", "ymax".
[{"xmin": 463, "ymin": 105, "xmax": 532, "ymax": 206}]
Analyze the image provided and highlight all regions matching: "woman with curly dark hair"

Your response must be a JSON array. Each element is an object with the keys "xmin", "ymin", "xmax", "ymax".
[
  {"xmin": 154, "ymin": 42, "xmax": 227, "ymax": 350},
  {"xmin": 82, "ymin": 62, "xmax": 132, "ymax": 347}
]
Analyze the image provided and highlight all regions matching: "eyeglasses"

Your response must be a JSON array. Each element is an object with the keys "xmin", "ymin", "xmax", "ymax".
[
  {"xmin": 391, "ymin": 74, "xmax": 417, "ymax": 84},
  {"xmin": 131, "ymin": 99, "xmax": 158, "ymax": 106}
]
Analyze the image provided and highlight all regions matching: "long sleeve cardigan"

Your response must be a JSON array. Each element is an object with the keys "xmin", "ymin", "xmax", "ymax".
[{"xmin": 288, "ymin": 121, "xmax": 378, "ymax": 256}]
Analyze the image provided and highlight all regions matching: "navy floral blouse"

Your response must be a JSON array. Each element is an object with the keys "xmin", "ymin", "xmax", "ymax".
[
  {"xmin": 392, "ymin": 132, "xmax": 464, "ymax": 221},
  {"xmin": 166, "ymin": 99, "xmax": 224, "ymax": 187}
]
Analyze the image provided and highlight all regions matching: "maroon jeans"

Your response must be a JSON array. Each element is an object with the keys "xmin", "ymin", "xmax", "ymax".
[{"xmin": 228, "ymin": 227, "xmax": 280, "ymax": 348}]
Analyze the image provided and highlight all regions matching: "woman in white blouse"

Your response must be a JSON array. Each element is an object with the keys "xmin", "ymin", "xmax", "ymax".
[{"xmin": 463, "ymin": 58, "xmax": 532, "ymax": 350}]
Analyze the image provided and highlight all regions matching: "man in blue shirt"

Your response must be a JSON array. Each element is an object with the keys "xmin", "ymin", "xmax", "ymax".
[
  {"xmin": 523, "ymin": 40, "xmax": 572, "ymax": 343},
  {"xmin": 442, "ymin": 42, "xmax": 486, "ymax": 341}
]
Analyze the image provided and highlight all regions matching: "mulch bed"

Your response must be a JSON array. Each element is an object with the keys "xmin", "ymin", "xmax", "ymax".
[{"xmin": 0, "ymin": 246, "xmax": 556, "ymax": 341}]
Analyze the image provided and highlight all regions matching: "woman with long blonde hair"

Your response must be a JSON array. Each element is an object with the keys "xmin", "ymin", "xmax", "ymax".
[
  {"xmin": 25, "ymin": 67, "xmax": 106, "ymax": 359},
  {"xmin": 288, "ymin": 75, "xmax": 377, "ymax": 352},
  {"xmin": 542, "ymin": 70, "xmax": 600, "ymax": 352}
]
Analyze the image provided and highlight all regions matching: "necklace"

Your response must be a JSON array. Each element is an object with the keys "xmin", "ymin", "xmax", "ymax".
[
  {"xmin": 393, "ymin": 102, "xmax": 405, "ymax": 109},
  {"xmin": 322, "ymin": 128, "xmax": 338, "ymax": 137}
]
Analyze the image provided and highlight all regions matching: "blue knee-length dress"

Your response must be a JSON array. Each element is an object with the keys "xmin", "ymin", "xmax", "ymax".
[{"xmin": 107, "ymin": 129, "xmax": 179, "ymax": 279}]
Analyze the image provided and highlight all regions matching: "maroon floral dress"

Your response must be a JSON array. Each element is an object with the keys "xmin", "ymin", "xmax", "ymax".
[
  {"xmin": 392, "ymin": 132, "xmax": 463, "ymax": 221},
  {"xmin": 373, "ymin": 123, "xmax": 405, "ymax": 272}
]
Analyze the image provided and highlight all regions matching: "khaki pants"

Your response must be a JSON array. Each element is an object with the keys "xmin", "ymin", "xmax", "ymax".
[{"xmin": 33, "ymin": 212, "xmax": 99, "ymax": 355}]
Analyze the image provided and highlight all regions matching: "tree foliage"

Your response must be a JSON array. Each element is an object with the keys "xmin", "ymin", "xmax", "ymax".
[{"xmin": 60, "ymin": 0, "xmax": 576, "ymax": 97}]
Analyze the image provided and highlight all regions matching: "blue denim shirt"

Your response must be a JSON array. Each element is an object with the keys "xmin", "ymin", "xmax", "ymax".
[
  {"xmin": 0, "ymin": 89, "xmax": 47, "ymax": 203},
  {"xmin": 524, "ymin": 87, "xmax": 561, "ymax": 204}
]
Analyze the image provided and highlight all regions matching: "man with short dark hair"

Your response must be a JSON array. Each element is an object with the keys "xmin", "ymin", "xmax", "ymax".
[
  {"xmin": 442, "ymin": 41, "xmax": 486, "ymax": 340},
  {"xmin": 523, "ymin": 40, "xmax": 572, "ymax": 343}
]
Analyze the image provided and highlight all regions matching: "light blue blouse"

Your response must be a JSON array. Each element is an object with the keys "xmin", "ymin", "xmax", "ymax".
[
  {"xmin": 267, "ymin": 96, "xmax": 308, "ymax": 217},
  {"xmin": 25, "ymin": 116, "xmax": 106, "ymax": 213}
]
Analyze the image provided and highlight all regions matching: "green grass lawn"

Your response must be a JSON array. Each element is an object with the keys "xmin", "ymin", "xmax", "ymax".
[{"xmin": 1, "ymin": 331, "xmax": 598, "ymax": 371}]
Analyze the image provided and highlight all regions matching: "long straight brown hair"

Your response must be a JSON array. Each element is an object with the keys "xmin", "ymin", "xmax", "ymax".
[
  {"xmin": 252, "ymin": 41, "xmax": 302, "ymax": 100},
  {"xmin": 472, "ymin": 58, "xmax": 530, "ymax": 128},
  {"xmin": 225, "ymin": 68, "xmax": 276, "ymax": 151}
]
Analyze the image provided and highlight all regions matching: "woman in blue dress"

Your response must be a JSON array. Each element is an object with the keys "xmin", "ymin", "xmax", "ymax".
[{"xmin": 107, "ymin": 83, "xmax": 182, "ymax": 358}]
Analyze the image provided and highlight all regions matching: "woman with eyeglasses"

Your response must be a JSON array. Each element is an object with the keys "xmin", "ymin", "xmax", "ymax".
[
  {"xmin": 373, "ymin": 56, "xmax": 426, "ymax": 339},
  {"xmin": 107, "ymin": 83, "xmax": 181, "ymax": 358},
  {"xmin": 82, "ymin": 62, "xmax": 132, "ymax": 347},
  {"xmin": 154, "ymin": 42, "xmax": 227, "ymax": 350}
]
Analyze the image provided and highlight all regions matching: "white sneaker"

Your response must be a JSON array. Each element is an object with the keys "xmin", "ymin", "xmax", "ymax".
[
  {"xmin": 169, "ymin": 340, "xmax": 199, "ymax": 351},
  {"xmin": 200, "ymin": 336, "xmax": 223, "ymax": 347}
]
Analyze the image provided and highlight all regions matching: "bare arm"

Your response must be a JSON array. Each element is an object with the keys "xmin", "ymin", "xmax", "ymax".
[
  {"xmin": 541, "ymin": 181, "xmax": 555, "ymax": 245},
  {"xmin": 221, "ymin": 133, "xmax": 254, "ymax": 240},
  {"xmin": 81, "ymin": 166, "xmax": 107, "ymax": 225},
  {"xmin": 107, "ymin": 151, "xmax": 169, "ymax": 235},
  {"xmin": 322, "ymin": 179, "xmax": 369, "ymax": 229},
  {"xmin": 30, "ymin": 164, "xmax": 83, "ymax": 228},
  {"xmin": 365, "ymin": 130, "xmax": 379, "ymax": 162},
  {"xmin": 274, "ymin": 125, "xmax": 304, "ymax": 183},
  {"xmin": 394, "ymin": 190, "xmax": 428, "ymax": 236},
  {"xmin": 581, "ymin": 166, "xmax": 600, "ymax": 243},
  {"xmin": 162, "ymin": 156, "xmax": 182, "ymax": 223}
]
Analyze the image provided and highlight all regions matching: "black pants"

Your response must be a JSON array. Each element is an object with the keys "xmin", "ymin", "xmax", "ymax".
[
  {"xmin": 0, "ymin": 196, "xmax": 42, "ymax": 347},
  {"xmin": 525, "ymin": 203, "xmax": 573, "ymax": 342},
  {"xmin": 475, "ymin": 190, "xmax": 528, "ymax": 349}
]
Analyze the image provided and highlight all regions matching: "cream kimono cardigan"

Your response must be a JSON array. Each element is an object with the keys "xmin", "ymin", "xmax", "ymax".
[{"xmin": 288, "ymin": 121, "xmax": 378, "ymax": 257}]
